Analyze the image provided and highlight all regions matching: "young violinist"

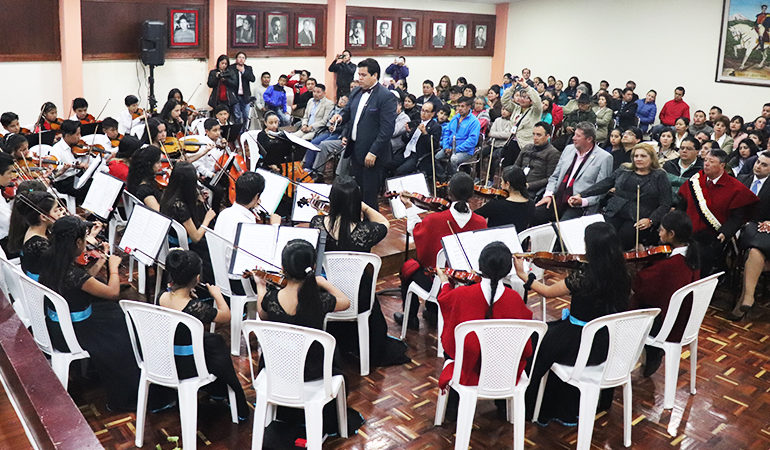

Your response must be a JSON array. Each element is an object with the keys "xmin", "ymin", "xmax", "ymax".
[
  {"xmin": 257, "ymin": 111, "xmax": 289, "ymax": 171},
  {"xmin": 514, "ymin": 222, "xmax": 630, "ymax": 426},
  {"xmin": 396, "ymin": 172, "xmax": 487, "ymax": 329},
  {"xmin": 158, "ymin": 249, "xmax": 250, "ymax": 421},
  {"xmin": 142, "ymin": 118, "xmax": 167, "ymax": 148},
  {"xmin": 1, "ymin": 112, "xmax": 21, "ymax": 137},
  {"xmin": 3, "ymin": 134, "xmax": 30, "ymax": 161},
  {"xmin": 192, "ymin": 118, "xmax": 228, "ymax": 211},
  {"xmin": 10, "ymin": 191, "xmax": 67, "ymax": 279},
  {"xmin": 127, "ymin": 145, "xmax": 163, "ymax": 211},
  {"xmin": 168, "ymin": 88, "xmax": 198, "ymax": 124},
  {"xmin": 101, "ymin": 117, "xmax": 122, "ymax": 151},
  {"xmin": 159, "ymin": 99, "xmax": 185, "ymax": 138},
  {"xmin": 3, "ymin": 180, "xmax": 46, "ymax": 258},
  {"xmin": 437, "ymin": 241, "xmax": 533, "ymax": 419},
  {"xmin": 474, "ymin": 165, "xmax": 535, "ymax": 230},
  {"xmin": 107, "ymin": 135, "xmax": 141, "ymax": 182},
  {"xmin": 118, "ymin": 95, "xmax": 147, "ymax": 136},
  {"xmin": 70, "ymin": 97, "xmax": 96, "ymax": 124},
  {"xmin": 160, "ymin": 162, "xmax": 217, "ymax": 282},
  {"xmin": 629, "ymin": 211, "xmax": 700, "ymax": 377},
  {"xmin": 213, "ymin": 104, "xmax": 231, "ymax": 127},
  {"xmin": 49, "ymin": 120, "xmax": 91, "ymax": 203},
  {"xmin": 0, "ymin": 153, "xmax": 18, "ymax": 248},
  {"xmin": 36, "ymin": 102, "xmax": 62, "ymax": 132}
]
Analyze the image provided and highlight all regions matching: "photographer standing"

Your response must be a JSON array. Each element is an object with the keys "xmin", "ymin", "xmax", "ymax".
[
  {"xmin": 227, "ymin": 51, "xmax": 256, "ymax": 131},
  {"xmin": 328, "ymin": 49, "xmax": 357, "ymax": 100},
  {"xmin": 207, "ymin": 54, "xmax": 237, "ymax": 109}
]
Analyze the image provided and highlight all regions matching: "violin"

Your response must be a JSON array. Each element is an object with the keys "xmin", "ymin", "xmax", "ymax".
[
  {"xmin": 241, "ymin": 268, "xmax": 287, "ymax": 287},
  {"xmin": 384, "ymin": 191, "xmax": 450, "ymax": 211},
  {"xmin": 281, "ymin": 162, "xmax": 314, "ymax": 197},
  {"xmin": 426, "ymin": 267, "xmax": 482, "ymax": 284},
  {"xmin": 42, "ymin": 118, "xmax": 64, "ymax": 132},
  {"xmin": 622, "ymin": 245, "xmax": 672, "ymax": 263},
  {"xmin": 164, "ymin": 137, "xmax": 208, "ymax": 155},
  {"xmin": 515, "ymin": 252, "xmax": 587, "ymax": 270},
  {"xmin": 297, "ymin": 196, "xmax": 329, "ymax": 214},
  {"xmin": 155, "ymin": 161, "xmax": 172, "ymax": 189},
  {"xmin": 110, "ymin": 133, "xmax": 124, "ymax": 148},
  {"xmin": 71, "ymin": 140, "xmax": 107, "ymax": 157},
  {"xmin": 131, "ymin": 108, "xmax": 145, "ymax": 120},
  {"xmin": 78, "ymin": 114, "xmax": 96, "ymax": 125},
  {"xmin": 473, "ymin": 185, "xmax": 509, "ymax": 198}
]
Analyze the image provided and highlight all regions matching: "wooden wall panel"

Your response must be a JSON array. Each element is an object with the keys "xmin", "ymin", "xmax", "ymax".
[
  {"xmin": 226, "ymin": 1, "xmax": 327, "ymax": 57},
  {"xmin": 0, "ymin": 0, "xmax": 60, "ymax": 61},
  {"xmin": 82, "ymin": 0, "xmax": 208, "ymax": 60}
]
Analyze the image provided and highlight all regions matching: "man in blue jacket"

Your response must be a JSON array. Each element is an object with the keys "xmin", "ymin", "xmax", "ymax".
[
  {"xmin": 435, "ymin": 97, "xmax": 480, "ymax": 179},
  {"xmin": 635, "ymin": 90, "xmax": 657, "ymax": 134}
]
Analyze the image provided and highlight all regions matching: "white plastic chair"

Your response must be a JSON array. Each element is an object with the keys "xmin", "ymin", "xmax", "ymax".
[
  {"xmin": 154, "ymin": 219, "xmax": 190, "ymax": 302},
  {"xmin": 322, "ymin": 251, "xmax": 382, "ymax": 376},
  {"xmin": 49, "ymin": 186, "xmax": 77, "ymax": 214},
  {"xmin": 518, "ymin": 224, "xmax": 558, "ymax": 321},
  {"xmin": 204, "ymin": 227, "xmax": 258, "ymax": 355},
  {"xmin": 240, "ymin": 130, "xmax": 262, "ymax": 171},
  {"xmin": 18, "ymin": 275, "xmax": 90, "ymax": 390},
  {"xmin": 402, "ymin": 249, "xmax": 447, "ymax": 357},
  {"xmin": 81, "ymin": 133, "xmax": 115, "ymax": 153},
  {"xmin": 0, "ymin": 256, "xmax": 31, "ymax": 328},
  {"xmin": 190, "ymin": 118, "xmax": 207, "ymax": 136},
  {"xmin": 122, "ymin": 190, "xmax": 149, "ymax": 294},
  {"xmin": 645, "ymin": 272, "xmax": 722, "ymax": 409},
  {"xmin": 532, "ymin": 308, "xmax": 660, "ymax": 449},
  {"xmin": 435, "ymin": 319, "xmax": 547, "ymax": 450},
  {"xmin": 242, "ymin": 320, "xmax": 348, "ymax": 450},
  {"xmin": 120, "ymin": 300, "xmax": 238, "ymax": 450},
  {"xmin": 29, "ymin": 144, "xmax": 53, "ymax": 159}
]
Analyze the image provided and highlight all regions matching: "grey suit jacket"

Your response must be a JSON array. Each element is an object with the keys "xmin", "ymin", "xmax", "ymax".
[
  {"xmin": 545, "ymin": 144, "xmax": 613, "ymax": 206},
  {"xmin": 302, "ymin": 97, "xmax": 334, "ymax": 131}
]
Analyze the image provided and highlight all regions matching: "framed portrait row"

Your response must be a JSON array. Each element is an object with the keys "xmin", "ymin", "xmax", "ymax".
[{"xmin": 230, "ymin": 10, "xmax": 322, "ymax": 49}]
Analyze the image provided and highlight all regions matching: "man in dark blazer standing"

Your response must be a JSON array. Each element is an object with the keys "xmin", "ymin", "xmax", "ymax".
[{"xmin": 332, "ymin": 58, "xmax": 397, "ymax": 209}]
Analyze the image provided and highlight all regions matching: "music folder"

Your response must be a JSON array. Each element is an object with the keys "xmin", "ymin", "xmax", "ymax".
[
  {"xmin": 228, "ymin": 224, "xmax": 321, "ymax": 277},
  {"xmin": 25, "ymin": 131, "xmax": 56, "ymax": 146},
  {"xmin": 79, "ymin": 122, "xmax": 103, "ymax": 136}
]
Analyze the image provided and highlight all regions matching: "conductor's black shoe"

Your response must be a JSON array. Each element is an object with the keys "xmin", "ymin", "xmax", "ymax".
[{"xmin": 393, "ymin": 312, "xmax": 419, "ymax": 330}]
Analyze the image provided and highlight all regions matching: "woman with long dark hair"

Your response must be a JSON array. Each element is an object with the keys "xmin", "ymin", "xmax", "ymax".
[
  {"xmin": 5, "ymin": 180, "xmax": 47, "ymax": 258},
  {"xmin": 11, "ymin": 191, "xmax": 66, "ymax": 279},
  {"xmin": 139, "ymin": 118, "xmax": 167, "ymax": 148},
  {"xmin": 39, "ymin": 216, "xmax": 142, "ymax": 411},
  {"xmin": 309, "ymin": 176, "xmax": 408, "ymax": 366},
  {"xmin": 160, "ymin": 162, "xmax": 217, "ymax": 282},
  {"xmin": 515, "ymin": 222, "xmax": 631, "ymax": 425},
  {"xmin": 629, "ymin": 211, "xmax": 700, "ymax": 376},
  {"xmin": 474, "ymin": 165, "xmax": 535, "ymax": 230},
  {"xmin": 728, "ymin": 138, "xmax": 759, "ymax": 175},
  {"xmin": 159, "ymin": 98, "xmax": 184, "ymax": 137},
  {"xmin": 436, "ymin": 75, "xmax": 452, "ymax": 101},
  {"xmin": 564, "ymin": 76, "xmax": 579, "ymax": 100},
  {"xmin": 207, "ymin": 54, "xmax": 237, "ymax": 109},
  {"xmin": 127, "ymin": 145, "xmax": 163, "ymax": 211}
]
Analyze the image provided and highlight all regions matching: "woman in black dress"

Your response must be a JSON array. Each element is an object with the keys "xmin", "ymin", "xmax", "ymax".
[
  {"xmin": 474, "ymin": 166, "xmax": 535, "ymax": 231},
  {"xmin": 158, "ymin": 249, "xmax": 249, "ymax": 420},
  {"xmin": 11, "ymin": 191, "xmax": 67, "ymax": 280},
  {"xmin": 160, "ymin": 162, "xmax": 217, "ymax": 283},
  {"xmin": 159, "ymin": 99, "xmax": 185, "ymax": 137},
  {"xmin": 127, "ymin": 145, "xmax": 163, "ymax": 211},
  {"xmin": 309, "ymin": 176, "xmax": 409, "ymax": 366},
  {"xmin": 39, "ymin": 216, "xmax": 142, "ymax": 411},
  {"xmin": 514, "ymin": 222, "xmax": 631, "ymax": 425},
  {"xmin": 139, "ymin": 118, "xmax": 167, "ymax": 148}
]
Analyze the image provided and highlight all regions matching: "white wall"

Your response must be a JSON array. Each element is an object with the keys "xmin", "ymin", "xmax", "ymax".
[
  {"xmin": 356, "ymin": 55, "xmax": 493, "ymax": 93},
  {"xmin": 505, "ymin": 0, "xmax": 770, "ymax": 121},
  {"xmin": 0, "ymin": 62, "xmax": 63, "ymax": 128}
]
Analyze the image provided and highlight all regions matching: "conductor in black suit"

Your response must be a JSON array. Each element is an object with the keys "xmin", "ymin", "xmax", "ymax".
[{"xmin": 332, "ymin": 58, "xmax": 397, "ymax": 209}]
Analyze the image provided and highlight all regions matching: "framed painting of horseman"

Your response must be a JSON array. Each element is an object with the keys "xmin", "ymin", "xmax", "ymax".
[{"xmin": 717, "ymin": 0, "xmax": 770, "ymax": 86}]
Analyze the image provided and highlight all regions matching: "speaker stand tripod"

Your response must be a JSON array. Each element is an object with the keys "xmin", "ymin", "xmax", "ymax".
[{"xmin": 148, "ymin": 64, "xmax": 158, "ymax": 112}]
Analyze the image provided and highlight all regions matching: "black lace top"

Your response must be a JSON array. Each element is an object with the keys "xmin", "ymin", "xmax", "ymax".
[
  {"xmin": 133, "ymin": 182, "xmax": 161, "ymax": 204},
  {"xmin": 309, "ymin": 216, "xmax": 387, "ymax": 252},
  {"xmin": 564, "ymin": 267, "xmax": 619, "ymax": 322},
  {"xmin": 56, "ymin": 265, "xmax": 98, "ymax": 312},
  {"xmin": 20, "ymin": 235, "xmax": 49, "ymax": 277},
  {"xmin": 174, "ymin": 299, "xmax": 218, "ymax": 346}
]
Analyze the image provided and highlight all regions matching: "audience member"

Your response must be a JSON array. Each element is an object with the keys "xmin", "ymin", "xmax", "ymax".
[
  {"xmin": 436, "ymin": 97, "xmax": 481, "ymax": 178},
  {"xmin": 514, "ymin": 121, "xmax": 560, "ymax": 200},
  {"xmin": 635, "ymin": 89, "xmax": 657, "ymax": 133},
  {"xmin": 328, "ymin": 50, "xmax": 357, "ymax": 99},
  {"xmin": 294, "ymin": 83, "xmax": 334, "ymax": 140},
  {"xmin": 689, "ymin": 110, "xmax": 713, "ymax": 137}
]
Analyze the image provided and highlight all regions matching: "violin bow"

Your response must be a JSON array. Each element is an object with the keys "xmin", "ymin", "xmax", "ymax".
[
  {"xmin": 635, "ymin": 184, "xmax": 640, "ymax": 251},
  {"xmin": 446, "ymin": 220, "xmax": 474, "ymax": 272},
  {"xmin": 551, "ymin": 198, "xmax": 566, "ymax": 252},
  {"xmin": 93, "ymin": 98, "xmax": 111, "ymax": 123},
  {"xmin": 485, "ymin": 138, "xmax": 495, "ymax": 187}
]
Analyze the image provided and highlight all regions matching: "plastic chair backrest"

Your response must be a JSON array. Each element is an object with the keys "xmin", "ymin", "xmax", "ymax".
[
  {"xmin": 81, "ymin": 134, "xmax": 113, "ymax": 152},
  {"xmin": 518, "ymin": 224, "xmax": 558, "ymax": 254},
  {"xmin": 650, "ymin": 272, "xmax": 722, "ymax": 346},
  {"xmin": 18, "ymin": 275, "xmax": 87, "ymax": 356},
  {"xmin": 190, "ymin": 119, "xmax": 207, "ymax": 136},
  {"xmin": 159, "ymin": 220, "xmax": 190, "ymax": 266},
  {"xmin": 120, "ymin": 300, "xmax": 209, "ymax": 385},
  {"xmin": 203, "ymin": 227, "xmax": 234, "ymax": 297},
  {"xmin": 122, "ymin": 190, "xmax": 144, "ymax": 219},
  {"xmin": 323, "ymin": 252, "xmax": 382, "ymax": 318},
  {"xmin": 29, "ymin": 144, "xmax": 53, "ymax": 158},
  {"xmin": 240, "ymin": 131, "xmax": 262, "ymax": 171},
  {"xmin": 453, "ymin": 319, "xmax": 547, "ymax": 397},
  {"xmin": 570, "ymin": 308, "xmax": 660, "ymax": 387},
  {"xmin": 0, "ymin": 256, "xmax": 28, "ymax": 323},
  {"xmin": 425, "ymin": 249, "xmax": 448, "ymax": 298},
  {"xmin": 242, "ymin": 320, "xmax": 336, "ymax": 404}
]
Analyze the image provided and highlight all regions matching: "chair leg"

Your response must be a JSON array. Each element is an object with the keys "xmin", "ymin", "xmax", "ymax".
[
  {"xmin": 541, "ymin": 293, "xmax": 547, "ymax": 322},
  {"xmin": 434, "ymin": 388, "xmax": 448, "ymax": 426},
  {"xmin": 178, "ymin": 384, "xmax": 199, "ymax": 450},
  {"xmin": 134, "ymin": 378, "xmax": 151, "ymax": 447},
  {"xmin": 690, "ymin": 340, "xmax": 698, "ymax": 395},
  {"xmin": 513, "ymin": 394, "xmax": 525, "ymax": 450},
  {"xmin": 623, "ymin": 381, "xmax": 632, "ymax": 447},
  {"xmin": 506, "ymin": 397, "xmax": 514, "ymax": 424},
  {"xmin": 50, "ymin": 355, "xmax": 71, "ymax": 391},
  {"xmin": 304, "ymin": 403, "xmax": 324, "ymax": 450},
  {"xmin": 531, "ymin": 373, "xmax": 548, "ymax": 423},
  {"xmin": 663, "ymin": 345, "xmax": 680, "ymax": 409},
  {"xmin": 227, "ymin": 386, "xmax": 238, "ymax": 424},
  {"xmin": 401, "ymin": 291, "xmax": 414, "ymax": 340},
  {"xmin": 251, "ymin": 395, "xmax": 268, "ymax": 450},
  {"xmin": 230, "ymin": 298, "xmax": 244, "ymax": 356},
  {"xmin": 357, "ymin": 316, "xmax": 370, "ymax": 376},
  {"xmin": 128, "ymin": 256, "xmax": 135, "ymax": 283},
  {"xmin": 576, "ymin": 386, "xmax": 601, "ymax": 450},
  {"xmin": 436, "ymin": 301, "xmax": 444, "ymax": 357},
  {"xmin": 153, "ymin": 267, "xmax": 164, "ymax": 302},
  {"xmin": 336, "ymin": 379, "xmax": 348, "ymax": 438},
  {"xmin": 138, "ymin": 262, "xmax": 146, "ymax": 295},
  {"xmin": 454, "ymin": 389, "xmax": 478, "ymax": 450}
]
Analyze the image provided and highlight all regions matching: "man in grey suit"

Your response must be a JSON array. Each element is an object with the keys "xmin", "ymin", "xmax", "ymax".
[
  {"xmin": 534, "ymin": 122, "xmax": 613, "ymax": 223},
  {"xmin": 294, "ymin": 84, "xmax": 334, "ymax": 140}
]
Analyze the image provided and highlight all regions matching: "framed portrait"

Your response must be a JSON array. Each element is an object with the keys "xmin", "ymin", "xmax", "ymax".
[
  {"xmin": 716, "ymin": 0, "xmax": 770, "ymax": 86},
  {"xmin": 400, "ymin": 18, "xmax": 417, "ymax": 49},
  {"xmin": 233, "ymin": 11, "xmax": 258, "ymax": 47},
  {"xmin": 348, "ymin": 16, "xmax": 366, "ymax": 47},
  {"xmin": 430, "ymin": 20, "xmax": 448, "ymax": 49},
  {"xmin": 265, "ymin": 12, "xmax": 289, "ymax": 47},
  {"xmin": 473, "ymin": 24, "xmax": 488, "ymax": 49},
  {"xmin": 296, "ymin": 15, "xmax": 318, "ymax": 48},
  {"xmin": 374, "ymin": 17, "xmax": 394, "ymax": 49},
  {"xmin": 453, "ymin": 22, "xmax": 468, "ymax": 49},
  {"xmin": 169, "ymin": 9, "xmax": 199, "ymax": 48}
]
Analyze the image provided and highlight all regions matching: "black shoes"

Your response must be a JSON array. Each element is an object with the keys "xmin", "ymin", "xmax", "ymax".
[
  {"xmin": 393, "ymin": 312, "xmax": 419, "ymax": 330},
  {"xmin": 725, "ymin": 304, "xmax": 752, "ymax": 322}
]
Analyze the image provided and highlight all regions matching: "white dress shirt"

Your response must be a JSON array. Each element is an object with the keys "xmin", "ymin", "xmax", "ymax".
[
  {"xmin": 0, "ymin": 198, "xmax": 11, "ymax": 240},
  {"xmin": 751, "ymin": 175, "xmax": 767, "ymax": 195},
  {"xmin": 351, "ymin": 90, "xmax": 372, "ymax": 141},
  {"xmin": 214, "ymin": 202, "xmax": 258, "ymax": 277},
  {"xmin": 50, "ymin": 139, "xmax": 89, "ymax": 181},
  {"xmin": 191, "ymin": 135, "xmax": 224, "ymax": 179},
  {"xmin": 118, "ymin": 109, "xmax": 145, "ymax": 136},
  {"xmin": 404, "ymin": 120, "xmax": 428, "ymax": 158}
]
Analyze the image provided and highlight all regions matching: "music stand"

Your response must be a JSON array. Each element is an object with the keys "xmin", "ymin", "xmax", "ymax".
[
  {"xmin": 79, "ymin": 122, "xmax": 103, "ymax": 135},
  {"xmin": 25, "ymin": 131, "xmax": 55, "ymax": 146}
]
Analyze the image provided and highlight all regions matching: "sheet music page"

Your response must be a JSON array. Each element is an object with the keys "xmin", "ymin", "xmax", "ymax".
[
  {"xmin": 291, "ymin": 183, "xmax": 332, "ymax": 222},
  {"xmin": 229, "ymin": 223, "xmax": 278, "ymax": 276},
  {"xmin": 74, "ymin": 155, "xmax": 102, "ymax": 190},
  {"xmin": 441, "ymin": 234, "xmax": 474, "ymax": 272},
  {"xmin": 385, "ymin": 174, "xmax": 430, "ymax": 219},
  {"xmin": 255, "ymin": 168, "xmax": 289, "ymax": 214},
  {"xmin": 557, "ymin": 214, "xmax": 604, "ymax": 254},
  {"xmin": 81, "ymin": 172, "xmax": 124, "ymax": 220},
  {"xmin": 460, "ymin": 225, "xmax": 522, "ymax": 273},
  {"xmin": 284, "ymin": 131, "xmax": 321, "ymax": 152},
  {"xmin": 274, "ymin": 227, "xmax": 321, "ymax": 267},
  {"xmin": 118, "ymin": 205, "xmax": 172, "ymax": 266}
]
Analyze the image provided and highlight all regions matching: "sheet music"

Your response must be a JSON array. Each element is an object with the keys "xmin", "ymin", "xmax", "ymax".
[
  {"xmin": 442, "ymin": 225, "xmax": 523, "ymax": 272},
  {"xmin": 229, "ymin": 224, "xmax": 321, "ymax": 276},
  {"xmin": 118, "ymin": 205, "xmax": 172, "ymax": 266},
  {"xmin": 284, "ymin": 131, "xmax": 321, "ymax": 152},
  {"xmin": 255, "ymin": 168, "xmax": 290, "ymax": 214},
  {"xmin": 81, "ymin": 172, "xmax": 124, "ymax": 220},
  {"xmin": 555, "ymin": 214, "xmax": 605, "ymax": 254},
  {"xmin": 385, "ymin": 174, "xmax": 430, "ymax": 219},
  {"xmin": 291, "ymin": 183, "xmax": 332, "ymax": 222},
  {"xmin": 74, "ymin": 155, "xmax": 102, "ymax": 190}
]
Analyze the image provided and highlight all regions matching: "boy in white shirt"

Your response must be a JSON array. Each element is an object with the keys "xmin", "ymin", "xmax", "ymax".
[{"xmin": 118, "ymin": 95, "xmax": 148, "ymax": 137}]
